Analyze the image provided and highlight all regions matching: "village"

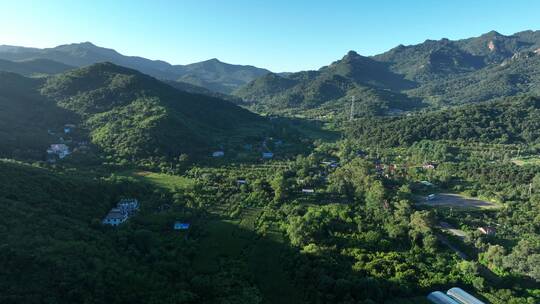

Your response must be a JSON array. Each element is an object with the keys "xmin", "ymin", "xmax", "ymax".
[
  {"xmin": 40, "ymin": 120, "xmax": 515, "ymax": 304},
  {"xmin": 45, "ymin": 123, "xmax": 89, "ymax": 163}
]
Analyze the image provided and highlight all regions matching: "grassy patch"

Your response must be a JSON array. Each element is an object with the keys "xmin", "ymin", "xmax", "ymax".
[
  {"xmin": 512, "ymin": 157, "xmax": 540, "ymax": 166},
  {"xmin": 121, "ymin": 170, "xmax": 195, "ymax": 191}
]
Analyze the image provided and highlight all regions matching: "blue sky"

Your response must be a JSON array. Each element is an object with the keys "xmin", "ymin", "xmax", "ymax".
[{"xmin": 1, "ymin": 0, "xmax": 540, "ymax": 72}]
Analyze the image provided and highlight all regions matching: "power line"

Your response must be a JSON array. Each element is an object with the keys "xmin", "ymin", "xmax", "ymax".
[{"xmin": 349, "ymin": 96, "xmax": 355, "ymax": 121}]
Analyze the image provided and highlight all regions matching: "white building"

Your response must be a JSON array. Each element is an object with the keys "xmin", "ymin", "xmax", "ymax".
[
  {"xmin": 117, "ymin": 198, "xmax": 140, "ymax": 215},
  {"xmin": 102, "ymin": 208, "xmax": 128, "ymax": 226},
  {"xmin": 212, "ymin": 151, "xmax": 224, "ymax": 157},
  {"xmin": 47, "ymin": 144, "xmax": 70, "ymax": 159},
  {"xmin": 102, "ymin": 199, "xmax": 140, "ymax": 226}
]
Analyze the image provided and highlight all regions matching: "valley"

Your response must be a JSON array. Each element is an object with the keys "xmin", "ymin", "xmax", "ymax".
[{"xmin": 1, "ymin": 27, "xmax": 540, "ymax": 304}]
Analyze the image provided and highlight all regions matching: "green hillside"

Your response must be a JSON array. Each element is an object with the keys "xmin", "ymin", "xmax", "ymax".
[
  {"xmin": 40, "ymin": 63, "xmax": 264, "ymax": 160},
  {"xmin": 0, "ymin": 63, "xmax": 265, "ymax": 162},
  {"xmin": 235, "ymin": 51, "xmax": 423, "ymax": 116},
  {"xmin": 346, "ymin": 95, "xmax": 540, "ymax": 147}
]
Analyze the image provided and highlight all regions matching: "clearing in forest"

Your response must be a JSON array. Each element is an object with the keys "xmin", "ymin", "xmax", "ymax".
[
  {"xmin": 418, "ymin": 193, "xmax": 501, "ymax": 210},
  {"xmin": 512, "ymin": 157, "xmax": 540, "ymax": 166},
  {"xmin": 122, "ymin": 170, "xmax": 195, "ymax": 190}
]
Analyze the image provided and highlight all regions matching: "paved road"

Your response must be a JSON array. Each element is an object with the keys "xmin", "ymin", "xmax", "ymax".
[
  {"xmin": 437, "ymin": 233, "xmax": 468, "ymax": 260},
  {"xmin": 439, "ymin": 221, "xmax": 466, "ymax": 238}
]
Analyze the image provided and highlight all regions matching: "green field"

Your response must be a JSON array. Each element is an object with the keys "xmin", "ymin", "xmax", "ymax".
[
  {"xmin": 417, "ymin": 193, "xmax": 501, "ymax": 210},
  {"xmin": 122, "ymin": 170, "xmax": 195, "ymax": 190}
]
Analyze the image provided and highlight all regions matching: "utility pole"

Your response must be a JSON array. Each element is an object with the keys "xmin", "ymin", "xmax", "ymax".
[{"xmin": 349, "ymin": 96, "xmax": 355, "ymax": 121}]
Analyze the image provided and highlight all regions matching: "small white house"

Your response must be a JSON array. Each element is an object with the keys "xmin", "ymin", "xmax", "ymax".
[
  {"xmin": 102, "ymin": 198, "xmax": 140, "ymax": 226},
  {"xmin": 477, "ymin": 227, "xmax": 496, "ymax": 235},
  {"xmin": 102, "ymin": 208, "xmax": 128, "ymax": 226},
  {"xmin": 117, "ymin": 198, "xmax": 140, "ymax": 215},
  {"xmin": 47, "ymin": 144, "xmax": 70, "ymax": 159},
  {"xmin": 212, "ymin": 151, "xmax": 224, "ymax": 157}
]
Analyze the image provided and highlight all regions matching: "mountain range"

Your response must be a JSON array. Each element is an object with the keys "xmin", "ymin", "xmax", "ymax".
[
  {"xmin": 1, "ymin": 30, "xmax": 540, "ymax": 118},
  {"xmin": 236, "ymin": 30, "xmax": 540, "ymax": 116},
  {"xmin": 0, "ymin": 42, "xmax": 271, "ymax": 94}
]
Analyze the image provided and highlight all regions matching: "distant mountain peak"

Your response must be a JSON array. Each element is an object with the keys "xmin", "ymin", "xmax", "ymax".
[
  {"xmin": 485, "ymin": 30, "xmax": 503, "ymax": 37},
  {"xmin": 79, "ymin": 41, "xmax": 97, "ymax": 47},
  {"xmin": 56, "ymin": 41, "xmax": 99, "ymax": 49}
]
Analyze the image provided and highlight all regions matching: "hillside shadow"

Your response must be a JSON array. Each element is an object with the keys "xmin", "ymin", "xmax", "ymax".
[{"xmin": 134, "ymin": 199, "xmax": 436, "ymax": 304}]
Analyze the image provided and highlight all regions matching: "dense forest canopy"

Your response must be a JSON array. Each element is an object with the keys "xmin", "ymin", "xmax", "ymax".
[{"xmin": 346, "ymin": 95, "xmax": 540, "ymax": 147}]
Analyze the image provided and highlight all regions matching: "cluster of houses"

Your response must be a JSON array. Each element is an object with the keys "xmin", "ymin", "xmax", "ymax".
[
  {"xmin": 47, "ymin": 144, "xmax": 70, "ymax": 161},
  {"xmin": 375, "ymin": 162, "xmax": 400, "ymax": 178},
  {"xmin": 321, "ymin": 160, "xmax": 339, "ymax": 168},
  {"xmin": 102, "ymin": 199, "xmax": 140, "ymax": 226},
  {"xmin": 45, "ymin": 124, "xmax": 81, "ymax": 162},
  {"xmin": 427, "ymin": 287, "xmax": 485, "ymax": 304},
  {"xmin": 212, "ymin": 150, "xmax": 275, "ymax": 159},
  {"xmin": 211, "ymin": 138, "xmax": 283, "ymax": 160}
]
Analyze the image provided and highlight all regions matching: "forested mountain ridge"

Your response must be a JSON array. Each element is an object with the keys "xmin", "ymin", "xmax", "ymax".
[
  {"xmin": 236, "ymin": 30, "xmax": 540, "ymax": 116},
  {"xmin": 0, "ymin": 62, "xmax": 264, "ymax": 161},
  {"xmin": 234, "ymin": 51, "xmax": 423, "ymax": 116},
  {"xmin": 0, "ymin": 42, "xmax": 271, "ymax": 94},
  {"xmin": 374, "ymin": 30, "xmax": 540, "ymax": 81}
]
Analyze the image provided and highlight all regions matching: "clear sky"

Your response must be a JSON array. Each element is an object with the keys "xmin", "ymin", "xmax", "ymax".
[{"xmin": 1, "ymin": 0, "xmax": 540, "ymax": 72}]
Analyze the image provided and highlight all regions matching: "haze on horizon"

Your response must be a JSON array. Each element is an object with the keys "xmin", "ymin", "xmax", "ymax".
[{"xmin": 1, "ymin": 0, "xmax": 540, "ymax": 72}]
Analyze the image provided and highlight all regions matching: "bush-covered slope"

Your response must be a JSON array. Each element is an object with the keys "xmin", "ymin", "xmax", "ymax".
[
  {"xmin": 407, "ymin": 52, "xmax": 540, "ymax": 105},
  {"xmin": 0, "ymin": 63, "xmax": 264, "ymax": 161},
  {"xmin": 346, "ymin": 95, "xmax": 540, "ymax": 146}
]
